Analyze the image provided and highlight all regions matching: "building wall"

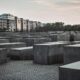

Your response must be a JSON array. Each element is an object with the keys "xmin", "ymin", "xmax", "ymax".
[
  {"xmin": 8, "ymin": 20, "xmax": 16, "ymax": 32},
  {"xmin": 23, "ymin": 19, "xmax": 27, "ymax": 31},
  {"xmin": 17, "ymin": 18, "xmax": 22, "ymax": 31},
  {"xmin": 0, "ymin": 19, "xmax": 7, "ymax": 29},
  {"xmin": 32, "ymin": 21, "xmax": 37, "ymax": 30},
  {"xmin": 0, "ymin": 13, "xmax": 43, "ymax": 32},
  {"xmin": 27, "ymin": 20, "xmax": 33, "ymax": 32}
]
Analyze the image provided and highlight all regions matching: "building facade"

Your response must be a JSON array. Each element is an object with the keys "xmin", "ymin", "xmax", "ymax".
[
  {"xmin": 0, "ymin": 14, "xmax": 16, "ymax": 31},
  {"xmin": 0, "ymin": 13, "xmax": 44, "ymax": 32}
]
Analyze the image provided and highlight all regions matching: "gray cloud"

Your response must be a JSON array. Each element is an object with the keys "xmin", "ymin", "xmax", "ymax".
[
  {"xmin": 0, "ymin": 0, "xmax": 80, "ymax": 24},
  {"xmin": 53, "ymin": 0, "xmax": 80, "ymax": 6}
]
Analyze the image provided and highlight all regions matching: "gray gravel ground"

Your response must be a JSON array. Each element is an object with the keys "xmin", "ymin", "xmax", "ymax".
[{"xmin": 0, "ymin": 60, "xmax": 60, "ymax": 80}]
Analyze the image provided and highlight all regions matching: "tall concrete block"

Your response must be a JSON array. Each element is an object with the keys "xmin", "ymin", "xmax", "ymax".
[
  {"xmin": 33, "ymin": 41, "xmax": 69, "ymax": 65},
  {"xmin": 64, "ymin": 44, "xmax": 80, "ymax": 64},
  {"xmin": 8, "ymin": 47, "xmax": 33, "ymax": 60},
  {"xmin": 59, "ymin": 61, "xmax": 80, "ymax": 80}
]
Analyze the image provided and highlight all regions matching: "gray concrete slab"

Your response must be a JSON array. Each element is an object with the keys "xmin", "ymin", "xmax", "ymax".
[
  {"xmin": 57, "ymin": 32, "xmax": 70, "ymax": 41},
  {"xmin": 0, "ymin": 48, "xmax": 8, "ymax": 64},
  {"xmin": 49, "ymin": 34, "xmax": 57, "ymax": 41},
  {"xmin": 33, "ymin": 41, "xmax": 69, "ymax": 65},
  {"xmin": 24, "ymin": 37, "xmax": 51, "ymax": 46},
  {"xmin": 0, "ymin": 42, "xmax": 26, "ymax": 48},
  {"xmin": 0, "ymin": 39, "xmax": 9, "ymax": 43},
  {"xmin": 8, "ymin": 47, "xmax": 33, "ymax": 60},
  {"xmin": 64, "ymin": 44, "xmax": 80, "ymax": 64},
  {"xmin": 59, "ymin": 61, "xmax": 80, "ymax": 80},
  {"xmin": 9, "ymin": 38, "xmax": 24, "ymax": 42}
]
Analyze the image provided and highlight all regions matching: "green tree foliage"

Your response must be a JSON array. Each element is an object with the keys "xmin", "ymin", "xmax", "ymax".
[{"xmin": 35, "ymin": 22, "xmax": 80, "ymax": 32}]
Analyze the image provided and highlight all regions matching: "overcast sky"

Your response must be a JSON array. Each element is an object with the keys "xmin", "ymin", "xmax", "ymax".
[{"xmin": 0, "ymin": 0, "xmax": 80, "ymax": 24}]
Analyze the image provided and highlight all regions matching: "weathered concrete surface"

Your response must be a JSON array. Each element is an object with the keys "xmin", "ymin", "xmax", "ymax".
[
  {"xmin": 57, "ymin": 32, "xmax": 70, "ymax": 41},
  {"xmin": 0, "ymin": 61, "xmax": 60, "ymax": 80},
  {"xmin": 8, "ymin": 47, "xmax": 33, "ymax": 60},
  {"xmin": 33, "ymin": 41, "xmax": 69, "ymax": 65},
  {"xmin": 9, "ymin": 38, "xmax": 24, "ymax": 42},
  {"xmin": 0, "ymin": 48, "xmax": 8, "ymax": 64},
  {"xmin": 49, "ymin": 34, "xmax": 58, "ymax": 41},
  {"xmin": 24, "ymin": 37, "xmax": 51, "ymax": 46},
  {"xmin": 0, "ymin": 39, "xmax": 9, "ymax": 43},
  {"xmin": 64, "ymin": 44, "xmax": 80, "ymax": 64},
  {"xmin": 74, "ymin": 32, "xmax": 80, "ymax": 41},
  {"xmin": 0, "ymin": 42, "xmax": 26, "ymax": 48},
  {"xmin": 59, "ymin": 61, "xmax": 80, "ymax": 80}
]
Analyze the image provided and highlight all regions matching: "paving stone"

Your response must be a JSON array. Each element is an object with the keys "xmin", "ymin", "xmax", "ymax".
[
  {"xmin": 33, "ymin": 41, "xmax": 69, "ymax": 65},
  {"xmin": 59, "ymin": 61, "xmax": 80, "ymax": 80},
  {"xmin": 0, "ymin": 61, "xmax": 60, "ymax": 80}
]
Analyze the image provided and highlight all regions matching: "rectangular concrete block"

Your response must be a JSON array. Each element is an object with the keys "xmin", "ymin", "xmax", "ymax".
[
  {"xmin": 49, "ymin": 34, "xmax": 57, "ymax": 41},
  {"xmin": 33, "ymin": 41, "xmax": 69, "ymax": 65},
  {"xmin": 24, "ymin": 37, "xmax": 51, "ymax": 46},
  {"xmin": 9, "ymin": 37, "xmax": 24, "ymax": 42},
  {"xmin": 0, "ymin": 48, "xmax": 8, "ymax": 64},
  {"xmin": 0, "ymin": 39, "xmax": 9, "ymax": 43},
  {"xmin": 59, "ymin": 61, "xmax": 80, "ymax": 80},
  {"xmin": 8, "ymin": 46, "xmax": 33, "ymax": 60},
  {"xmin": 0, "ymin": 42, "xmax": 26, "ymax": 48},
  {"xmin": 57, "ymin": 32, "xmax": 70, "ymax": 41},
  {"xmin": 64, "ymin": 44, "xmax": 80, "ymax": 64}
]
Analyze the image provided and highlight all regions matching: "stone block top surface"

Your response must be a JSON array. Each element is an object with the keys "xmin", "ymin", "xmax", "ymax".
[
  {"xmin": 0, "ymin": 39, "xmax": 8, "ymax": 40},
  {"xmin": 25, "ymin": 37, "xmax": 48, "ymax": 40},
  {"xmin": 0, "ymin": 48, "xmax": 6, "ymax": 50},
  {"xmin": 35, "ymin": 41, "xmax": 68, "ymax": 46},
  {"xmin": 11, "ymin": 46, "xmax": 33, "ymax": 50},
  {"xmin": 0, "ymin": 42, "xmax": 25, "ymax": 45},
  {"xmin": 0, "ymin": 37, "xmax": 7, "ymax": 39},
  {"xmin": 60, "ymin": 61, "xmax": 80, "ymax": 70},
  {"xmin": 66, "ymin": 44, "xmax": 80, "ymax": 47}
]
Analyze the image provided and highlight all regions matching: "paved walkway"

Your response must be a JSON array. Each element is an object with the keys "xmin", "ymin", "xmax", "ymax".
[{"xmin": 0, "ymin": 61, "xmax": 60, "ymax": 80}]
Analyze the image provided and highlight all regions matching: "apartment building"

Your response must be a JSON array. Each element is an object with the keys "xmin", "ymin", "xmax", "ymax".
[
  {"xmin": 0, "ymin": 13, "xmax": 43, "ymax": 32},
  {"xmin": 0, "ymin": 14, "xmax": 16, "ymax": 31}
]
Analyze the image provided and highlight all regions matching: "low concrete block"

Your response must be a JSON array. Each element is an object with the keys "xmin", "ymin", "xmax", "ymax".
[
  {"xmin": 24, "ymin": 37, "xmax": 51, "ymax": 46},
  {"xmin": 8, "ymin": 47, "xmax": 33, "ymax": 60},
  {"xmin": 0, "ymin": 42, "xmax": 26, "ymax": 48},
  {"xmin": 59, "ymin": 61, "xmax": 80, "ymax": 80},
  {"xmin": 57, "ymin": 32, "xmax": 70, "ymax": 41},
  {"xmin": 33, "ymin": 41, "xmax": 69, "ymax": 65},
  {"xmin": 64, "ymin": 44, "xmax": 80, "ymax": 64},
  {"xmin": 0, "ymin": 48, "xmax": 8, "ymax": 64},
  {"xmin": 9, "ymin": 38, "xmax": 23, "ymax": 42},
  {"xmin": 0, "ymin": 39, "xmax": 9, "ymax": 43},
  {"xmin": 49, "ymin": 34, "xmax": 57, "ymax": 41}
]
